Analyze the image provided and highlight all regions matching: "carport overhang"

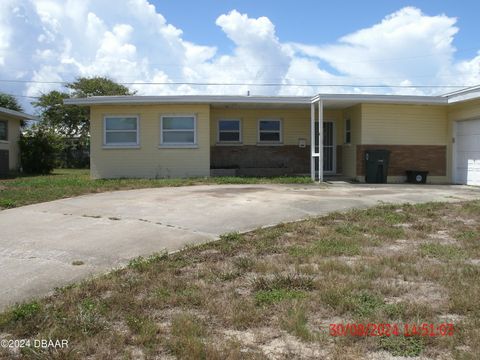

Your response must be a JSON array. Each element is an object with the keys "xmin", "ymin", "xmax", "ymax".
[{"xmin": 309, "ymin": 94, "xmax": 447, "ymax": 182}]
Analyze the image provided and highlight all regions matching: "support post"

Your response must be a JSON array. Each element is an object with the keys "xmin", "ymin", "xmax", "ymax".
[
  {"xmin": 318, "ymin": 100, "xmax": 324, "ymax": 182},
  {"xmin": 310, "ymin": 102, "xmax": 316, "ymax": 181}
]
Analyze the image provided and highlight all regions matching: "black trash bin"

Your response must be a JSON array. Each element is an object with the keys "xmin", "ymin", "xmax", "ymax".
[
  {"xmin": 406, "ymin": 170, "xmax": 428, "ymax": 184},
  {"xmin": 365, "ymin": 150, "xmax": 390, "ymax": 183}
]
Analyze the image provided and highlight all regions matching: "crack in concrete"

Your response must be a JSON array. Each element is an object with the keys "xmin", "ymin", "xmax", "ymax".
[{"xmin": 56, "ymin": 212, "xmax": 217, "ymax": 238}]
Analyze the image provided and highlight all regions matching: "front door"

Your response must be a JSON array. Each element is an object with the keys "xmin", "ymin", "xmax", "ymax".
[{"xmin": 315, "ymin": 121, "xmax": 336, "ymax": 174}]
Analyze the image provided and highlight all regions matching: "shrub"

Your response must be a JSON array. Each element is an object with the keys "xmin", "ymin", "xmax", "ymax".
[
  {"xmin": 58, "ymin": 137, "xmax": 90, "ymax": 169},
  {"xmin": 19, "ymin": 126, "xmax": 62, "ymax": 174}
]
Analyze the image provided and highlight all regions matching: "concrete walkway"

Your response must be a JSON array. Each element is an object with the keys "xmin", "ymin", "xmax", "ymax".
[{"xmin": 1, "ymin": 183, "xmax": 479, "ymax": 309}]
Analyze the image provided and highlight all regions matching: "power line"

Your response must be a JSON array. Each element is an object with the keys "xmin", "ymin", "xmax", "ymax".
[{"xmin": 0, "ymin": 78, "xmax": 470, "ymax": 88}]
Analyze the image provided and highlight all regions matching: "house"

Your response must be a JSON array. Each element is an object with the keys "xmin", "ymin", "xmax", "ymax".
[
  {"xmin": 65, "ymin": 85, "xmax": 480, "ymax": 185},
  {"xmin": 0, "ymin": 107, "xmax": 37, "ymax": 176}
]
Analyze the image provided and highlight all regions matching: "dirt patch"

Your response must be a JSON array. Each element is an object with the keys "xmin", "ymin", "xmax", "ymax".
[{"xmin": 427, "ymin": 230, "xmax": 457, "ymax": 244}]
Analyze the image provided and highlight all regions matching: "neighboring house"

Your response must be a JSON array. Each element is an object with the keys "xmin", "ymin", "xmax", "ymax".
[
  {"xmin": 0, "ymin": 107, "xmax": 36, "ymax": 176},
  {"xmin": 65, "ymin": 85, "xmax": 480, "ymax": 185}
]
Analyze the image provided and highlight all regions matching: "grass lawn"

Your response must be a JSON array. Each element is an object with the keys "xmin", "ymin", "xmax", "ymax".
[
  {"xmin": 0, "ymin": 169, "xmax": 312, "ymax": 209},
  {"xmin": 1, "ymin": 201, "xmax": 479, "ymax": 359}
]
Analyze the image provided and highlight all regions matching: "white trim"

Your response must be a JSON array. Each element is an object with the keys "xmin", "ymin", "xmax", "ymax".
[
  {"xmin": 103, "ymin": 115, "xmax": 139, "ymax": 147},
  {"xmin": 318, "ymin": 100, "xmax": 323, "ymax": 182},
  {"xmin": 65, "ymin": 95, "xmax": 312, "ymax": 106},
  {"xmin": 311, "ymin": 93, "xmax": 447, "ymax": 105},
  {"xmin": 160, "ymin": 114, "xmax": 197, "ymax": 146},
  {"xmin": 217, "ymin": 118, "xmax": 242, "ymax": 144},
  {"xmin": 257, "ymin": 118, "xmax": 282, "ymax": 144},
  {"xmin": 102, "ymin": 145, "xmax": 140, "ymax": 149},
  {"xmin": 310, "ymin": 103, "xmax": 315, "ymax": 181}
]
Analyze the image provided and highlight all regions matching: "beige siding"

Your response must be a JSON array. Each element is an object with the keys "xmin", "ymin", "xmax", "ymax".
[
  {"xmin": 210, "ymin": 107, "xmax": 343, "ymax": 146},
  {"xmin": 0, "ymin": 117, "xmax": 21, "ymax": 170},
  {"xmin": 359, "ymin": 104, "xmax": 450, "ymax": 183},
  {"xmin": 361, "ymin": 104, "xmax": 448, "ymax": 145},
  {"xmin": 342, "ymin": 105, "xmax": 361, "ymax": 178},
  {"xmin": 90, "ymin": 104, "xmax": 210, "ymax": 179}
]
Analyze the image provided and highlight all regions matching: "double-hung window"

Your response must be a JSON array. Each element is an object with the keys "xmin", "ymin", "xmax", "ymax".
[
  {"xmin": 258, "ymin": 119, "xmax": 282, "ymax": 143},
  {"xmin": 218, "ymin": 119, "xmax": 241, "ymax": 143},
  {"xmin": 104, "ymin": 116, "xmax": 139, "ymax": 147},
  {"xmin": 160, "ymin": 115, "xmax": 196, "ymax": 146},
  {"xmin": 345, "ymin": 118, "xmax": 351, "ymax": 144},
  {"xmin": 0, "ymin": 120, "xmax": 7, "ymax": 141}
]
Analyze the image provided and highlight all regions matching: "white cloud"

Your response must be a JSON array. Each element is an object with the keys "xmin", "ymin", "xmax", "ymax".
[
  {"xmin": 0, "ymin": 2, "xmax": 479, "ymax": 112},
  {"xmin": 288, "ymin": 7, "xmax": 478, "ymax": 94}
]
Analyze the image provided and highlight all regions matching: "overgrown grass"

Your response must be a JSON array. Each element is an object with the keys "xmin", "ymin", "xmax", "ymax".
[
  {"xmin": 1, "ymin": 200, "xmax": 479, "ymax": 359},
  {"xmin": 0, "ymin": 169, "xmax": 312, "ymax": 209}
]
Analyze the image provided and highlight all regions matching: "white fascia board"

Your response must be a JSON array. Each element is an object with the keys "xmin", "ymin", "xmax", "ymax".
[
  {"xmin": 442, "ymin": 84, "xmax": 480, "ymax": 97},
  {"xmin": 0, "ymin": 107, "xmax": 38, "ymax": 120},
  {"xmin": 445, "ymin": 91, "xmax": 480, "ymax": 104},
  {"xmin": 311, "ymin": 93, "xmax": 447, "ymax": 105},
  {"xmin": 64, "ymin": 95, "xmax": 312, "ymax": 106}
]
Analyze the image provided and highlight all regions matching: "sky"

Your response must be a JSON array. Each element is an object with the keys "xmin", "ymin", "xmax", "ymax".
[{"xmin": 0, "ymin": 0, "xmax": 479, "ymax": 112}]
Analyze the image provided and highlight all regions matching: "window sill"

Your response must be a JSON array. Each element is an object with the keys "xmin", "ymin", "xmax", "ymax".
[
  {"xmin": 102, "ymin": 145, "xmax": 140, "ymax": 149},
  {"xmin": 158, "ymin": 144, "xmax": 199, "ymax": 149},
  {"xmin": 256, "ymin": 142, "xmax": 283, "ymax": 146},
  {"xmin": 0, "ymin": 140, "xmax": 9, "ymax": 144},
  {"xmin": 216, "ymin": 142, "xmax": 243, "ymax": 146}
]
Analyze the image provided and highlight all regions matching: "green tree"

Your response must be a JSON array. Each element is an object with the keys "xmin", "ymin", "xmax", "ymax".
[
  {"xmin": 34, "ymin": 91, "xmax": 89, "ymax": 137},
  {"xmin": 19, "ymin": 125, "xmax": 63, "ymax": 174},
  {"xmin": 66, "ymin": 76, "xmax": 135, "ymax": 98},
  {"xmin": 0, "ymin": 92, "xmax": 23, "ymax": 112},
  {"xmin": 33, "ymin": 76, "xmax": 135, "ymax": 138}
]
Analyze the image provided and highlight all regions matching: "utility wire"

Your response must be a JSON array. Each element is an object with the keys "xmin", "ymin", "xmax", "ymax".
[{"xmin": 0, "ymin": 79, "xmax": 470, "ymax": 88}]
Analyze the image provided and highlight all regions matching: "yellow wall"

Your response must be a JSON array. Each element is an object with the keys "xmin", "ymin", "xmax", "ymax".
[
  {"xmin": 342, "ymin": 105, "xmax": 362, "ymax": 177},
  {"xmin": 359, "ymin": 104, "xmax": 450, "ymax": 183},
  {"xmin": 90, "ymin": 104, "xmax": 210, "ymax": 179},
  {"xmin": 210, "ymin": 107, "xmax": 343, "ymax": 146},
  {"xmin": 0, "ymin": 116, "xmax": 21, "ymax": 170},
  {"xmin": 361, "ymin": 104, "xmax": 448, "ymax": 145}
]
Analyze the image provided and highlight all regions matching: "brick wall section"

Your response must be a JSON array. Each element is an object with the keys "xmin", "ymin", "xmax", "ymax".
[
  {"xmin": 356, "ymin": 145, "xmax": 447, "ymax": 176},
  {"xmin": 211, "ymin": 145, "xmax": 310, "ymax": 174}
]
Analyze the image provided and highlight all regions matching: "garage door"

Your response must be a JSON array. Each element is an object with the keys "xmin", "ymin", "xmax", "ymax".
[
  {"xmin": 455, "ymin": 119, "xmax": 480, "ymax": 186},
  {"xmin": 0, "ymin": 150, "xmax": 8, "ymax": 176}
]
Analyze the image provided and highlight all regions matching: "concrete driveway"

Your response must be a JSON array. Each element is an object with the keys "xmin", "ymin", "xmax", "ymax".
[{"xmin": 1, "ymin": 183, "xmax": 479, "ymax": 309}]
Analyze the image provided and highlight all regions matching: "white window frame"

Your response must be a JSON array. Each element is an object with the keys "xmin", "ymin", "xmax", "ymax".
[
  {"xmin": 217, "ymin": 119, "xmax": 242, "ymax": 144},
  {"xmin": 344, "ymin": 118, "xmax": 352, "ymax": 144},
  {"xmin": 160, "ymin": 114, "xmax": 197, "ymax": 148},
  {"xmin": 103, "ymin": 115, "xmax": 139, "ymax": 148},
  {"xmin": 258, "ymin": 118, "xmax": 282, "ymax": 144},
  {"xmin": 0, "ymin": 120, "xmax": 8, "ymax": 142}
]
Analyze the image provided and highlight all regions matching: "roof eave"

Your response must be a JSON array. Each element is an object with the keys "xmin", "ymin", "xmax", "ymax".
[
  {"xmin": 64, "ymin": 95, "xmax": 312, "ymax": 106},
  {"xmin": 311, "ymin": 94, "xmax": 448, "ymax": 105},
  {"xmin": 0, "ymin": 107, "xmax": 38, "ymax": 120}
]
